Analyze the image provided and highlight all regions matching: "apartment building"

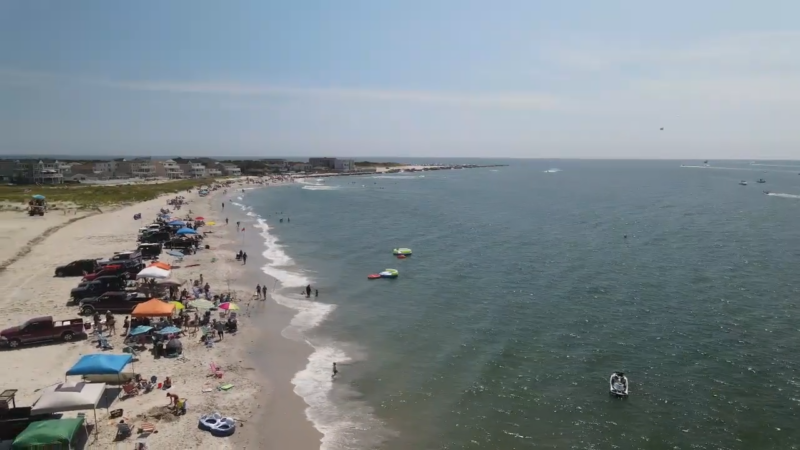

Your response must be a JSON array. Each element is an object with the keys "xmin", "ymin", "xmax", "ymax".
[{"xmin": 220, "ymin": 164, "xmax": 241, "ymax": 176}]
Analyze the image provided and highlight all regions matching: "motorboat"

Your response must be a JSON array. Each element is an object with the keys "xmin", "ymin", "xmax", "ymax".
[
  {"xmin": 756, "ymin": 179, "xmax": 766, "ymax": 183},
  {"xmin": 763, "ymin": 190, "xmax": 770, "ymax": 195},
  {"xmin": 739, "ymin": 181, "xmax": 748, "ymax": 186},
  {"xmin": 610, "ymin": 372, "xmax": 629, "ymax": 397}
]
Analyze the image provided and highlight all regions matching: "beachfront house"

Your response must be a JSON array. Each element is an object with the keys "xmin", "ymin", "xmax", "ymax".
[
  {"xmin": 290, "ymin": 162, "xmax": 312, "ymax": 173},
  {"xmin": 333, "ymin": 159, "xmax": 356, "ymax": 172},
  {"xmin": 220, "ymin": 163, "xmax": 241, "ymax": 176},
  {"xmin": 206, "ymin": 165, "xmax": 223, "ymax": 177},
  {"xmin": 155, "ymin": 159, "xmax": 184, "ymax": 179},
  {"xmin": 179, "ymin": 162, "xmax": 207, "ymax": 178},
  {"xmin": 11, "ymin": 159, "xmax": 66, "ymax": 184}
]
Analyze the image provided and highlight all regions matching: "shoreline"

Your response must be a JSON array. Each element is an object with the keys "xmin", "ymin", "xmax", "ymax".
[{"xmin": 213, "ymin": 187, "xmax": 324, "ymax": 449}]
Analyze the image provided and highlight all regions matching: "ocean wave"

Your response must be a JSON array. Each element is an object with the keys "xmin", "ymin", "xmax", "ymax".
[
  {"xmin": 767, "ymin": 192, "xmax": 800, "ymax": 199},
  {"xmin": 302, "ymin": 185, "xmax": 340, "ymax": 191},
  {"xmin": 544, "ymin": 168, "xmax": 561, "ymax": 173},
  {"xmin": 253, "ymin": 216, "xmax": 388, "ymax": 448},
  {"xmin": 371, "ymin": 175, "xmax": 417, "ymax": 179}
]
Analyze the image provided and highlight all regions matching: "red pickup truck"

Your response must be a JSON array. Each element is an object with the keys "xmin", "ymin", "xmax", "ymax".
[{"xmin": 0, "ymin": 316, "xmax": 87, "ymax": 349}]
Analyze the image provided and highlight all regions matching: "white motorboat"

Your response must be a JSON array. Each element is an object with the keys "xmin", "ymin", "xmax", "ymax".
[
  {"xmin": 739, "ymin": 181, "xmax": 748, "ymax": 186},
  {"xmin": 609, "ymin": 372, "xmax": 629, "ymax": 397}
]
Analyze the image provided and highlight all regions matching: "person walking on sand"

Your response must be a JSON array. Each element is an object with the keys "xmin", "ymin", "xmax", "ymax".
[
  {"xmin": 226, "ymin": 218, "xmax": 229, "ymax": 225},
  {"xmin": 256, "ymin": 284, "xmax": 261, "ymax": 298},
  {"xmin": 242, "ymin": 252, "xmax": 248, "ymax": 265},
  {"xmin": 222, "ymin": 202, "xmax": 225, "ymax": 210},
  {"xmin": 236, "ymin": 221, "xmax": 240, "ymax": 229},
  {"xmin": 332, "ymin": 362, "xmax": 338, "ymax": 380}
]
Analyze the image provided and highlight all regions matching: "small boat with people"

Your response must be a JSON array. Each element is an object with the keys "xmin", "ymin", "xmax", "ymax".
[
  {"xmin": 609, "ymin": 372, "xmax": 629, "ymax": 397},
  {"xmin": 756, "ymin": 179, "xmax": 766, "ymax": 183},
  {"xmin": 739, "ymin": 181, "xmax": 748, "ymax": 186}
]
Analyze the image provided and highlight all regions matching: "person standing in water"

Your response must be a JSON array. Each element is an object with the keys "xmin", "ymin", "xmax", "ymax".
[
  {"xmin": 305, "ymin": 285, "xmax": 311, "ymax": 297},
  {"xmin": 332, "ymin": 362, "xmax": 338, "ymax": 380},
  {"xmin": 315, "ymin": 289, "xmax": 318, "ymax": 297},
  {"xmin": 242, "ymin": 252, "xmax": 248, "ymax": 265}
]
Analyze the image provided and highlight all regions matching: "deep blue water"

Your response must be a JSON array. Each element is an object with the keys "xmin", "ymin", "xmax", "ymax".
[{"xmin": 242, "ymin": 160, "xmax": 800, "ymax": 450}]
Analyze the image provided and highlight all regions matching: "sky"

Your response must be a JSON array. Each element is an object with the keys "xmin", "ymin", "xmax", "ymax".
[{"xmin": 1, "ymin": 0, "xmax": 799, "ymax": 159}]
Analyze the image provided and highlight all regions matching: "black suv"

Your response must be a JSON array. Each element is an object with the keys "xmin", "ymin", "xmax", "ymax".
[
  {"xmin": 70, "ymin": 277, "xmax": 128, "ymax": 303},
  {"xmin": 79, "ymin": 291, "xmax": 150, "ymax": 315},
  {"xmin": 54, "ymin": 259, "xmax": 100, "ymax": 277}
]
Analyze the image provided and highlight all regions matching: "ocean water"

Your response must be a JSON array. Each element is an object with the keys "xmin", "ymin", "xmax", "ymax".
[{"xmin": 242, "ymin": 159, "xmax": 800, "ymax": 449}]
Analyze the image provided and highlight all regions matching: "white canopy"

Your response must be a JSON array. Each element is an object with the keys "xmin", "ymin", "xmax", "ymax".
[
  {"xmin": 31, "ymin": 381, "xmax": 106, "ymax": 414},
  {"xmin": 136, "ymin": 266, "xmax": 171, "ymax": 279}
]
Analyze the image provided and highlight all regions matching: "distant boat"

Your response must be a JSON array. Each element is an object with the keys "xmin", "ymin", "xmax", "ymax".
[
  {"xmin": 609, "ymin": 372, "xmax": 629, "ymax": 397},
  {"xmin": 739, "ymin": 181, "xmax": 748, "ymax": 186},
  {"xmin": 756, "ymin": 179, "xmax": 766, "ymax": 183},
  {"xmin": 703, "ymin": 160, "xmax": 708, "ymax": 164}
]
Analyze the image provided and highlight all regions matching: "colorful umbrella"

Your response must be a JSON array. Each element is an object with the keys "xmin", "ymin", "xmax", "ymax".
[
  {"xmin": 218, "ymin": 302, "xmax": 239, "ymax": 311},
  {"xmin": 188, "ymin": 299, "xmax": 215, "ymax": 310},
  {"xmin": 195, "ymin": 216, "xmax": 205, "ymax": 220},
  {"xmin": 176, "ymin": 227, "xmax": 198, "ymax": 235},
  {"xmin": 169, "ymin": 301, "xmax": 184, "ymax": 311},
  {"xmin": 168, "ymin": 220, "xmax": 185, "ymax": 225},
  {"xmin": 129, "ymin": 325, "xmax": 153, "ymax": 336},
  {"xmin": 156, "ymin": 326, "xmax": 181, "ymax": 335},
  {"xmin": 32, "ymin": 194, "xmax": 45, "ymax": 200}
]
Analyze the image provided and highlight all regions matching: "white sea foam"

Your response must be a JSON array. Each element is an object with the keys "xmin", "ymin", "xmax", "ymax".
[
  {"xmin": 371, "ymin": 175, "xmax": 417, "ymax": 179},
  {"xmin": 767, "ymin": 192, "xmax": 800, "ymax": 199},
  {"xmin": 302, "ymin": 185, "xmax": 340, "ymax": 191},
  {"xmin": 544, "ymin": 168, "xmax": 562, "ymax": 173},
  {"xmin": 253, "ymin": 216, "xmax": 389, "ymax": 449}
]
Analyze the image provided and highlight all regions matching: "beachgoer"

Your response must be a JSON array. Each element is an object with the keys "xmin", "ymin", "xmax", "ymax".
[
  {"xmin": 315, "ymin": 289, "xmax": 319, "ymax": 297},
  {"xmin": 242, "ymin": 252, "xmax": 248, "ymax": 265},
  {"xmin": 215, "ymin": 320, "xmax": 224, "ymax": 340},
  {"xmin": 332, "ymin": 362, "xmax": 338, "ymax": 380},
  {"xmin": 236, "ymin": 221, "xmax": 240, "ymax": 229},
  {"xmin": 256, "ymin": 284, "xmax": 261, "ymax": 298},
  {"xmin": 226, "ymin": 218, "xmax": 229, "ymax": 224},
  {"xmin": 166, "ymin": 392, "xmax": 179, "ymax": 406},
  {"xmin": 306, "ymin": 285, "xmax": 311, "ymax": 297},
  {"xmin": 122, "ymin": 316, "xmax": 130, "ymax": 335},
  {"xmin": 222, "ymin": 202, "xmax": 225, "ymax": 210}
]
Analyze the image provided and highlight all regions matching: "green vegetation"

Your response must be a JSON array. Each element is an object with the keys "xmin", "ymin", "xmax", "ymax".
[{"xmin": 0, "ymin": 179, "xmax": 213, "ymax": 208}]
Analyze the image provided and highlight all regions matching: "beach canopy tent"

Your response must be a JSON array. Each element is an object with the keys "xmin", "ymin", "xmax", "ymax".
[
  {"xmin": 66, "ymin": 354, "xmax": 133, "ymax": 379},
  {"xmin": 12, "ymin": 418, "xmax": 84, "ymax": 450},
  {"xmin": 167, "ymin": 220, "xmax": 185, "ymax": 226},
  {"xmin": 149, "ymin": 261, "xmax": 172, "ymax": 271},
  {"xmin": 131, "ymin": 299, "xmax": 176, "ymax": 317},
  {"xmin": 31, "ymin": 381, "xmax": 106, "ymax": 415},
  {"xmin": 136, "ymin": 266, "xmax": 170, "ymax": 279}
]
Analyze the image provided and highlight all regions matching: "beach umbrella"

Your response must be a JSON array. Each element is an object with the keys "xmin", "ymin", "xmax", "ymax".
[
  {"xmin": 32, "ymin": 194, "xmax": 45, "ymax": 200},
  {"xmin": 195, "ymin": 216, "xmax": 205, "ymax": 221},
  {"xmin": 188, "ymin": 299, "xmax": 215, "ymax": 310},
  {"xmin": 168, "ymin": 220, "xmax": 185, "ymax": 226},
  {"xmin": 218, "ymin": 302, "xmax": 239, "ymax": 311},
  {"xmin": 129, "ymin": 325, "xmax": 153, "ymax": 337},
  {"xmin": 176, "ymin": 227, "xmax": 198, "ymax": 235},
  {"xmin": 157, "ymin": 326, "xmax": 181, "ymax": 335},
  {"xmin": 169, "ymin": 301, "xmax": 184, "ymax": 311},
  {"xmin": 166, "ymin": 250, "xmax": 184, "ymax": 258}
]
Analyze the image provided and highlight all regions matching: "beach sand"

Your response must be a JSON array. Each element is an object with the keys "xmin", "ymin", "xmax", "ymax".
[{"xmin": 0, "ymin": 180, "xmax": 321, "ymax": 449}]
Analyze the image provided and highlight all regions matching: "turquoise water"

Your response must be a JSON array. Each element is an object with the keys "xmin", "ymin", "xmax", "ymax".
[{"xmin": 243, "ymin": 160, "xmax": 800, "ymax": 449}]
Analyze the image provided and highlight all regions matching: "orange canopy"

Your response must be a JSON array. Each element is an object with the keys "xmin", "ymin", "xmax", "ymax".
[
  {"xmin": 131, "ymin": 298, "xmax": 176, "ymax": 317},
  {"xmin": 149, "ymin": 261, "xmax": 171, "ymax": 270}
]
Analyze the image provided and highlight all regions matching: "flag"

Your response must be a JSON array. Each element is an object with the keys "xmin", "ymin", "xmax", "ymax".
[{"xmin": 241, "ymin": 228, "xmax": 245, "ymax": 232}]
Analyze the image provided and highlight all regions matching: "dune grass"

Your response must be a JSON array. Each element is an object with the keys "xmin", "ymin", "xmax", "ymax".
[{"xmin": 0, "ymin": 179, "xmax": 213, "ymax": 208}]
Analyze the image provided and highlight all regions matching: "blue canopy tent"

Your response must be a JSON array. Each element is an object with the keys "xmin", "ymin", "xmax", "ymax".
[
  {"xmin": 176, "ymin": 227, "xmax": 198, "ymax": 235},
  {"xmin": 65, "ymin": 354, "xmax": 134, "ymax": 383},
  {"xmin": 168, "ymin": 220, "xmax": 185, "ymax": 226}
]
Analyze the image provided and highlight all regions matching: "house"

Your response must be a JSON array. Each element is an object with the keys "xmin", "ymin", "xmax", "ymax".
[
  {"xmin": 13, "ymin": 159, "xmax": 66, "ymax": 184},
  {"xmin": 290, "ymin": 162, "xmax": 312, "ymax": 173},
  {"xmin": 220, "ymin": 164, "xmax": 241, "ymax": 176},
  {"xmin": 93, "ymin": 161, "xmax": 118, "ymax": 174},
  {"xmin": 179, "ymin": 162, "xmax": 207, "ymax": 178},
  {"xmin": 206, "ymin": 165, "xmax": 223, "ymax": 177},
  {"xmin": 308, "ymin": 157, "xmax": 337, "ymax": 170},
  {"xmin": 154, "ymin": 159, "xmax": 184, "ymax": 179}
]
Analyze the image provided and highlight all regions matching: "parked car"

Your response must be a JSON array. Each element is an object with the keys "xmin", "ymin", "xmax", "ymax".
[
  {"xmin": 54, "ymin": 259, "xmax": 100, "ymax": 277},
  {"xmin": 70, "ymin": 277, "xmax": 129, "ymax": 303},
  {"xmin": 138, "ymin": 231, "xmax": 171, "ymax": 244},
  {"xmin": 137, "ymin": 243, "xmax": 163, "ymax": 259},
  {"xmin": 164, "ymin": 238, "xmax": 195, "ymax": 251},
  {"xmin": 79, "ymin": 291, "xmax": 151, "ymax": 315},
  {"xmin": 82, "ymin": 262, "xmax": 144, "ymax": 282},
  {"xmin": 98, "ymin": 250, "xmax": 142, "ymax": 266},
  {"xmin": 0, "ymin": 316, "xmax": 87, "ymax": 349}
]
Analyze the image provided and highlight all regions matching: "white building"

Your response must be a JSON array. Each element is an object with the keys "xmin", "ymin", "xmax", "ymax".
[
  {"xmin": 155, "ymin": 159, "xmax": 184, "ymax": 179},
  {"xmin": 220, "ymin": 164, "xmax": 241, "ymax": 176},
  {"xmin": 333, "ymin": 159, "xmax": 356, "ymax": 172},
  {"xmin": 179, "ymin": 162, "xmax": 207, "ymax": 178},
  {"xmin": 129, "ymin": 159, "xmax": 156, "ymax": 178}
]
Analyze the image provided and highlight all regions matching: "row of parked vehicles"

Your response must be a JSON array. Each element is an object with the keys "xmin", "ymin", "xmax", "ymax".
[{"xmin": 2, "ymin": 216, "xmax": 201, "ymax": 349}]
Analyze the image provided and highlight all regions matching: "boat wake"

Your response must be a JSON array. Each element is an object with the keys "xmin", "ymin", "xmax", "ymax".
[
  {"xmin": 544, "ymin": 168, "xmax": 562, "ymax": 173},
  {"xmin": 302, "ymin": 185, "xmax": 340, "ymax": 191},
  {"xmin": 766, "ymin": 192, "xmax": 800, "ymax": 199}
]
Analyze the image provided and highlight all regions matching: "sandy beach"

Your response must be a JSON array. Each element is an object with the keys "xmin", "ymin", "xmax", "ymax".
[{"xmin": 0, "ymin": 178, "xmax": 321, "ymax": 449}]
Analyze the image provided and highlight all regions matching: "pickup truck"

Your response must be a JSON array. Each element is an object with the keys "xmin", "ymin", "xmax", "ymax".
[
  {"xmin": 54, "ymin": 259, "xmax": 100, "ymax": 277},
  {"xmin": 79, "ymin": 291, "xmax": 151, "ymax": 315},
  {"xmin": 0, "ymin": 316, "xmax": 86, "ymax": 349},
  {"xmin": 82, "ymin": 262, "xmax": 143, "ymax": 282},
  {"xmin": 70, "ymin": 277, "xmax": 129, "ymax": 303},
  {"xmin": 98, "ymin": 251, "xmax": 142, "ymax": 266}
]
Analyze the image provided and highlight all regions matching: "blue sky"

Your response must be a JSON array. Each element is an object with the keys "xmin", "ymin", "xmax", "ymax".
[{"xmin": 1, "ymin": 1, "xmax": 798, "ymax": 158}]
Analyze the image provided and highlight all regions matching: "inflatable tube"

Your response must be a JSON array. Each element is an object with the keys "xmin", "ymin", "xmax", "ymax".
[
  {"xmin": 392, "ymin": 248, "xmax": 412, "ymax": 256},
  {"xmin": 396, "ymin": 255, "xmax": 406, "ymax": 259},
  {"xmin": 367, "ymin": 274, "xmax": 381, "ymax": 279},
  {"xmin": 380, "ymin": 269, "xmax": 399, "ymax": 278},
  {"xmin": 210, "ymin": 418, "xmax": 236, "ymax": 437},
  {"xmin": 199, "ymin": 413, "xmax": 222, "ymax": 431}
]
